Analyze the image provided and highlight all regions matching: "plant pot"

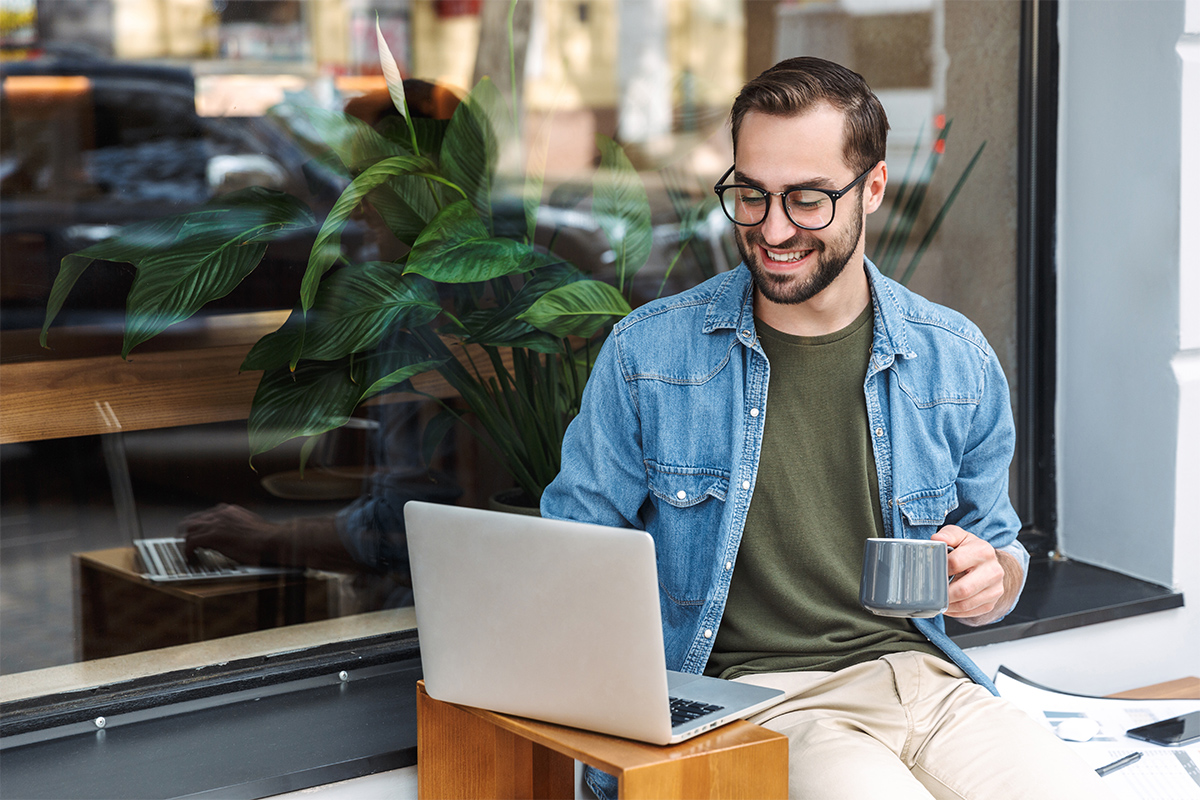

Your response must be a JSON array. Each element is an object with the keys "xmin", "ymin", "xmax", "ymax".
[{"xmin": 488, "ymin": 488, "xmax": 541, "ymax": 516}]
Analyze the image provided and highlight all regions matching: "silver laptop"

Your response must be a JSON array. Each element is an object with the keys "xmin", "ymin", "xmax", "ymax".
[
  {"xmin": 133, "ymin": 538, "xmax": 299, "ymax": 583},
  {"xmin": 404, "ymin": 501, "xmax": 784, "ymax": 745}
]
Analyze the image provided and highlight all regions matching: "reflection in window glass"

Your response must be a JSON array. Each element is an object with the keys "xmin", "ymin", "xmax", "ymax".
[{"xmin": 0, "ymin": 0, "xmax": 1022, "ymax": 678}]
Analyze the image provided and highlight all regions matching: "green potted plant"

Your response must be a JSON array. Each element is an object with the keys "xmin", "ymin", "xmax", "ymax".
[{"xmin": 39, "ymin": 22, "xmax": 709, "ymax": 508}]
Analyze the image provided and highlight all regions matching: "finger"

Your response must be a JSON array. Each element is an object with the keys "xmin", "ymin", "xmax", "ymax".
[
  {"xmin": 946, "ymin": 540, "xmax": 991, "ymax": 577},
  {"xmin": 946, "ymin": 566, "xmax": 1004, "ymax": 616},
  {"xmin": 182, "ymin": 532, "xmax": 208, "ymax": 561},
  {"xmin": 948, "ymin": 556, "xmax": 1003, "ymax": 596},
  {"xmin": 931, "ymin": 524, "xmax": 971, "ymax": 548},
  {"xmin": 947, "ymin": 584, "xmax": 1003, "ymax": 617}
]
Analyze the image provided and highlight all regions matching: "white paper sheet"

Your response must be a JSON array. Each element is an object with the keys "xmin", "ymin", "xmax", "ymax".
[{"xmin": 995, "ymin": 667, "xmax": 1200, "ymax": 800}]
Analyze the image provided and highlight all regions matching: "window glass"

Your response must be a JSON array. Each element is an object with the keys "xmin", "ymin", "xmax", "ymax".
[{"xmin": 0, "ymin": 0, "xmax": 1023, "ymax": 679}]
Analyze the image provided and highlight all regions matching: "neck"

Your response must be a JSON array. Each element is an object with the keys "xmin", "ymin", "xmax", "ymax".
[{"xmin": 753, "ymin": 258, "xmax": 871, "ymax": 337}]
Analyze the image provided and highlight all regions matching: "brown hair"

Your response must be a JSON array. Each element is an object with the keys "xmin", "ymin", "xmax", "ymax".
[{"xmin": 730, "ymin": 57, "xmax": 889, "ymax": 176}]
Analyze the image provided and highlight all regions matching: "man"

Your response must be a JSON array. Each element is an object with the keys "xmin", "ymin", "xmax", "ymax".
[{"xmin": 541, "ymin": 58, "xmax": 1113, "ymax": 799}]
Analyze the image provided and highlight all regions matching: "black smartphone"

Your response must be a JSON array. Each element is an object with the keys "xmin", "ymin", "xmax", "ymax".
[{"xmin": 1126, "ymin": 711, "xmax": 1200, "ymax": 747}]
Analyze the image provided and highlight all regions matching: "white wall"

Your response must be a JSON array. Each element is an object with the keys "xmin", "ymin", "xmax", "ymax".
[{"xmin": 968, "ymin": 0, "xmax": 1200, "ymax": 694}]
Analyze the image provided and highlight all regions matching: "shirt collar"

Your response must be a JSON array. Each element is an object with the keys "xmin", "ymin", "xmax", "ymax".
[
  {"xmin": 864, "ymin": 257, "xmax": 916, "ymax": 363},
  {"xmin": 702, "ymin": 258, "xmax": 916, "ymax": 362}
]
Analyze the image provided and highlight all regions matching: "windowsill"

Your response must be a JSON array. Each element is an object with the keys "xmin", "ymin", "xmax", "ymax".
[
  {"xmin": 0, "ymin": 559, "xmax": 1183, "ymax": 800},
  {"xmin": 947, "ymin": 557, "xmax": 1184, "ymax": 648},
  {"xmin": 0, "ymin": 606, "xmax": 417, "ymax": 704}
]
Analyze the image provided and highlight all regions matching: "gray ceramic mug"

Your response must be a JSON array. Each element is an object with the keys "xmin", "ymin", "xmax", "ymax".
[{"xmin": 859, "ymin": 538, "xmax": 949, "ymax": 618}]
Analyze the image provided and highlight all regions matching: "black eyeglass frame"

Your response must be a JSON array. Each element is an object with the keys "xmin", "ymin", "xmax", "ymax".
[{"xmin": 712, "ymin": 163, "xmax": 876, "ymax": 231}]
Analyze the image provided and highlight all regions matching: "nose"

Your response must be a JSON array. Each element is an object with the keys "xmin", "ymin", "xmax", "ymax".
[{"xmin": 760, "ymin": 194, "xmax": 798, "ymax": 246}]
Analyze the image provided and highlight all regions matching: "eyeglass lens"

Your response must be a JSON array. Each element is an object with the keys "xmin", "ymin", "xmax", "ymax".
[{"xmin": 721, "ymin": 187, "xmax": 835, "ymax": 229}]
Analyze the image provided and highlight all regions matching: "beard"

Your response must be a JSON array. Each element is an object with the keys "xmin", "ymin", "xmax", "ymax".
[{"xmin": 735, "ymin": 198, "xmax": 864, "ymax": 305}]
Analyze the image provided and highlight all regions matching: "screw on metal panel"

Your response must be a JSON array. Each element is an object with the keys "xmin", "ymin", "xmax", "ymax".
[
  {"xmin": 338, "ymin": 671, "xmax": 349, "ymax": 682},
  {"xmin": 94, "ymin": 717, "xmax": 106, "ymax": 729}
]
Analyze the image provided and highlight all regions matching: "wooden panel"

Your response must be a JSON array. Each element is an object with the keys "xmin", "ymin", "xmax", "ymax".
[
  {"xmin": 1, "ymin": 345, "xmax": 268, "ymax": 443},
  {"xmin": 2, "ymin": 314, "xmax": 509, "ymax": 443},
  {"xmin": 418, "ymin": 682, "xmax": 507, "ymax": 799}
]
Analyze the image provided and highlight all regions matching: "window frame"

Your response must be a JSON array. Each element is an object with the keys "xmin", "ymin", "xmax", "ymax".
[{"xmin": 1014, "ymin": 0, "xmax": 1060, "ymax": 554}]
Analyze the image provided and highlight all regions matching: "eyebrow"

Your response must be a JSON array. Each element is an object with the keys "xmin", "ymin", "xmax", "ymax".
[{"xmin": 732, "ymin": 170, "xmax": 840, "ymax": 192}]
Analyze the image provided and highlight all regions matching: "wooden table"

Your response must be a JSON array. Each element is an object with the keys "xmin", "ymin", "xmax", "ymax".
[
  {"xmin": 74, "ymin": 547, "xmax": 334, "ymax": 661},
  {"xmin": 416, "ymin": 681, "xmax": 788, "ymax": 800}
]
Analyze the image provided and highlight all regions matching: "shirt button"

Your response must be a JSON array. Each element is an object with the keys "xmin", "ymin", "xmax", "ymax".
[
  {"xmin": 676, "ymin": 490, "xmax": 687, "ymax": 500},
  {"xmin": 725, "ymin": 561, "xmax": 733, "ymax": 571},
  {"xmin": 742, "ymin": 480, "xmax": 750, "ymax": 490},
  {"xmin": 875, "ymin": 427, "xmax": 885, "ymax": 437},
  {"xmin": 750, "ymin": 408, "xmax": 759, "ymax": 417},
  {"xmin": 703, "ymin": 629, "xmax": 713, "ymax": 639}
]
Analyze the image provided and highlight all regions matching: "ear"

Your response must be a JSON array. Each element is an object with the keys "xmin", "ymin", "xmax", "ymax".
[{"xmin": 863, "ymin": 161, "xmax": 887, "ymax": 215}]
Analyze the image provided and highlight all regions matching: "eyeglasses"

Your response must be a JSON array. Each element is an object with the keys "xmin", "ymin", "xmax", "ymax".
[{"xmin": 713, "ymin": 164, "xmax": 874, "ymax": 231}]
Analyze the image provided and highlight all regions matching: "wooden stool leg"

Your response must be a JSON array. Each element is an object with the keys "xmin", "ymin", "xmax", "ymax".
[
  {"xmin": 418, "ymin": 685, "xmax": 503, "ymax": 799},
  {"xmin": 418, "ymin": 685, "xmax": 574, "ymax": 799},
  {"xmin": 530, "ymin": 742, "xmax": 576, "ymax": 799}
]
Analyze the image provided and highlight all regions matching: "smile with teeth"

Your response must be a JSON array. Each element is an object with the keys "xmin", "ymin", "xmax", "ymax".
[{"xmin": 763, "ymin": 248, "xmax": 813, "ymax": 264}]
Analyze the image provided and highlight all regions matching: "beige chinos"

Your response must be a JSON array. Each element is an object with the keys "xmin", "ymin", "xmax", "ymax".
[{"xmin": 732, "ymin": 652, "xmax": 1117, "ymax": 800}]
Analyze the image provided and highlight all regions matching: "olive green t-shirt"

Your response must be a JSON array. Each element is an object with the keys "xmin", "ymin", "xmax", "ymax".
[{"xmin": 705, "ymin": 304, "xmax": 943, "ymax": 680}]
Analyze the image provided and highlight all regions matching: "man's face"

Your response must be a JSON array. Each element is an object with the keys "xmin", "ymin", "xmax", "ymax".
[
  {"xmin": 734, "ymin": 189, "xmax": 863, "ymax": 305},
  {"xmin": 731, "ymin": 106, "xmax": 872, "ymax": 306}
]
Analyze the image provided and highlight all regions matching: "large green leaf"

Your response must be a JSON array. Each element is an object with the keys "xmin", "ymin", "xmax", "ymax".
[
  {"xmin": 300, "ymin": 264, "xmax": 442, "ymax": 362},
  {"xmin": 404, "ymin": 200, "xmax": 547, "ymax": 284},
  {"xmin": 411, "ymin": 117, "xmax": 451, "ymax": 161},
  {"xmin": 123, "ymin": 237, "xmax": 267, "ymax": 357},
  {"xmin": 301, "ymin": 154, "xmax": 441, "ymax": 311},
  {"xmin": 518, "ymin": 279, "xmax": 631, "ymax": 338},
  {"xmin": 247, "ymin": 332, "xmax": 444, "ymax": 456},
  {"xmin": 593, "ymin": 135, "xmax": 653, "ymax": 290},
  {"xmin": 41, "ymin": 215, "xmax": 181, "ymax": 347},
  {"xmin": 273, "ymin": 103, "xmax": 407, "ymax": 172},
  {"xmin": 241, "ymin": 305, "xmax": 306, "ymax": 372},
  {"xmin": 43, "ymin": 189, "xmax": 313, "ymax": 356},
  {"xmin": 441, "ymin": 79, "xmax": 503, "ymax": 232},
  {"xmin": 352, "ymin": 336, "xmax": 445, "ymax": 398},
  {"xmin": 248, "ymin": 358, "xmax": 366, "ymax": 457},
  {"xmin": 366, "ymin": 179, "xmax": 439, "ymax": 246},
  {"xmin": 464, "ymin": 262, "xmax": 582, "ymax": 350}
]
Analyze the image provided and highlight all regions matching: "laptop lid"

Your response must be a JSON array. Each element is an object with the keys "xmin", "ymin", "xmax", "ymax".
[{"xmin": 405, "ymin": 501, "xmax": 678, "ymax": 744}]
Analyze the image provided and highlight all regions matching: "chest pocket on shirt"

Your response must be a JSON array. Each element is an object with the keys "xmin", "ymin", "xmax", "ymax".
[
  {"xmin": 644, "ymin": 461, "xmax": 728, "ymax": 606},
  {"xmin": 646, "ymin": 462, "xmax": 729, "ymax": 507},
  {"xmin": 897, "ymin": 483, "xmax": 958, "ymax": 532}
]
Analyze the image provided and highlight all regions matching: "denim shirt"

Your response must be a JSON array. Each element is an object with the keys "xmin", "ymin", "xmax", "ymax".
[{"xmin": 542, "ymin": 259, "xmax": 1028, "ymax": 693}]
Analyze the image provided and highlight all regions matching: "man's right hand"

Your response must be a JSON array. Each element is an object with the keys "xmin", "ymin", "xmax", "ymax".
[{"xmin": 179, "ymin": 504, "xmax": 284, "ymax": 566}]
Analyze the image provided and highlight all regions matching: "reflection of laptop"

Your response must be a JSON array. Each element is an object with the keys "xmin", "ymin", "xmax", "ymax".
[
  {"xmin": 133, "ymin": 538, "xmax": 298, "ymax": 584},
  {"xmin": 404, "ymin": 501, "xmax": 784, "ymax": 745}
]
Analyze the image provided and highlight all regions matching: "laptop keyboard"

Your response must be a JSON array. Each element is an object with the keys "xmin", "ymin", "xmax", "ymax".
[
  {"xmin": 134, "ymin": 538, "xmax": 245, "ymax": 579},
  {"xmin": 669, "ymin": 697, "xmax": 725, "ymax": 727}
]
